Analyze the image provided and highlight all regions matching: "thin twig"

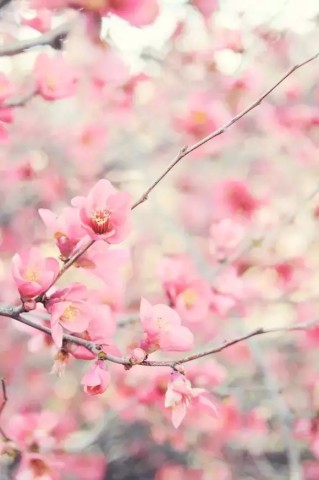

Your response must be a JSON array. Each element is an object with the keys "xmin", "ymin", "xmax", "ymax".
[
  {"xmin": 131, "ymin": 51, "xmax": 319, "ymax": 209},
  {"xmin": 0, "ymin": 23, "xmax": 70, "ymax": 57},
  {"xmin": 35, "ymin": 238, "xmax": 95, "ymax": 303}
]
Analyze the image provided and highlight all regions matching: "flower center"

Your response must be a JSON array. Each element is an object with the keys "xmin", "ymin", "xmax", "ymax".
[
  {"xmin": 182, "ymin": 288, "xmax": 197, "ymax": 309},
  {"xmin": 61, "ymin": 305, "xmax": 78, "ymax": 322},
  {"xmin": 25, "ymin": 268, "xmax": 39, "ymax": 282},
  {"xmin": 90, "ymin": 209, "xmax": 112, "ymax": 234},
  {"xmin": 192, "ymin": 110, "xmax": 208, "ymax": 125}
]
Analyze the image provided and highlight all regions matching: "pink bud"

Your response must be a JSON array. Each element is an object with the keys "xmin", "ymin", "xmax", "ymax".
[
  {"xmin": 130, "ymin": 347, "xmax": 146, "ymax": 365},
  {"xmin": 23, "ymin": 299, "xmax": 37, "ymax": 311}
]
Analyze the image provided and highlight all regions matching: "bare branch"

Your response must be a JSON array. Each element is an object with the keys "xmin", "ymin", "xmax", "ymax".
[
  {"xmin": 131, "ymin": 51, "xmax": 319, "ymax": 209},
  {"xmin": 0, "ymin": 23, "xmax": 70, "ymax": 57}
]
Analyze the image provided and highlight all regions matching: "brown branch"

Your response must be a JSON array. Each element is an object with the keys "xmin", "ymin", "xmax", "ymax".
[
  {"xmin": 131, "ymin": 51, "xmax": 319, "ymax": 209},
  {"xmin": 17, "ymin": 312, "xmax": 101, "ymax": 355},
  {"xmin": 3, "ymin": 308, "xmax": 314, "ymax": 368},
  {"xmin": 140, "ymin": 321, "xmax": 317, "ymax": 367},
  {"xmin": 0, "ymin": 23, "xmax": 70, "ymax": 57}
]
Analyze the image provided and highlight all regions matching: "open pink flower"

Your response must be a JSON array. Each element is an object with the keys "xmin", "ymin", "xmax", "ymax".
[
  {"xmin": 69, "ymin": 303, "xmax": 116, "ymax": 360},
  {"xmin": 165, "ymin": 372, "xmax": 217, "ymax": 428},
  {"xmin": 175, "ymin": 278, "xmax": 212, "ymax": 323},
  {"xmin": 139, "ymin": 298, "xmax": 194, "ymax": 353},
  {"xmin": 34, "ymin": 53, "xmax": 78, "ymax": 100},
  {"xmin": 39, "ymin": 207, "xmax": 87, "ymax": 259},
  {"xmin": 158, "ymin": 256, "xmax": 211, "ymax": 323},
  {"xmin": 209, "ymin": 218, "xmax": 245, "ymax": 261},
  {"xmin": 76, "ymin": 240, "xmax": 130, "ymax": 284},
  {"xmin": 81, "ymin": 359, "xmax": 110, "ymax": 395},
  {"xmin": 12, "ymin": 248, "xmax": 59, "ymax": 300},
  {"xmin": 47, "ymin": 284, "xmax": 92, "ymax": 347},
  {"xmin": 211, "ymin": 179, "xmax": 261, "ymax": 221},
  {"xmin": 75, "ymin": 179, "xmax": 132, "ymax": 242}
]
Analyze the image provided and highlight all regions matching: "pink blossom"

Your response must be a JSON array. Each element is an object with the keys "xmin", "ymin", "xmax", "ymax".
[
  {"xmin": 76, "ymin": 240, "xmax": 130, "ymax": 284},
  {"xmin": 130, "ymin": 347, "xmax": 147, "ymax": 365},
  {"xmin": 15, "ymin": 452, "xmax": 63, "ymax": 480},
  {"xmin": 108, "ymin": 0, "xmax": 159, "ymax": 27},
  {"xmin": 68, "ymin": 303, "xmax": 116, "ymax": 360},
  {"xmin": 139, "ymin": 298, "xmax": 194, "ymax": 353},
  {"xmin": 165, "ymin": 372, "xmax": 217, "ymax": 428},
  {"xmin": 81, "ymin": 359, "xmax": 110, "ymax": 395},
  {"xmin": 191, "ymin": 0, "xmax": 218, "ymax": 17},
  {"xmin": 175, "ymin": 91, "xmax": 228, "ymax": 141},
  {"xmin": 209, "ymin": 218, "xmax": 245, "ymax": 261},
  {"xmin": 0, "ymin": 107, "xmax": 14, "ymax": 123},
  {"xmin": 6, "ymin": 411, "xmax": 58, "ymax": 450},
  {"xmin": 47, "ymin": 284, "xmax": 92, "ymax": 347},
  {"xmin": 211, "ymin": 178, "xmax": 261, "ymax": 221},
  {"xmin": 12, "ymin": 248, "xmax": 59, "ymax": 300},
  {"xmin": 158, "ymin": 255, "xmax": 198, "ymax": 300},
  {"xmin": 158, "ymin": 256, "xmax": 211, "ymax": 323},
  {"xmin": 75, "ymin": 179, "xmax": 132, "ymax": 242},
  {"xmin": 68, "ymin": 121, "xmax": 108, "ymax": 164},
  {"xmin": 39, "ymin": 207, "xmax": 86, "ymax": 259},
  {"xmin": 174, "ymin": 278, "xmax": 212, "ymax": 323},
  {"xmin": 34, "ymin": 53, "xmax": 78, "ymax": 100},
  {"xmin": 91, "ymin": 49, "xmax": 129, "ymax": 88}
]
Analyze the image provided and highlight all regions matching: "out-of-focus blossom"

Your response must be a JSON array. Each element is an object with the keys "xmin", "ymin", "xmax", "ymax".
[
  {"xmin": 39, "ymin": 207, "xmax": 87, "ymax": 259},
  {"xmin": 81, "ymin": 359, "xmax": 110, "ymax": 395},
  {"xmin": 34, "ymin": 53, "xmax": 78, "ymax": 100},
  {"xmin": 211, "ymin": 178, "xmax": 261, "ymax": 221},
  {"xmin": 165, "ymin": 372, "xmax": 217, "ymax": 428},
  {"xmin": 139, "ymin": 298, "xmax": 194, "ymax": 353},
  {"xmin": 12, "ymin": 248, "xmax": 59, "ymax": 300}
]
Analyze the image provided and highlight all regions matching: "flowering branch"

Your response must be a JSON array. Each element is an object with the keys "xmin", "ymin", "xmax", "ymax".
[
  {"xmin": 0, "ymin": 23, "xmax": 70, "ymax": 57},
  {"xmin": 1, "ymin": 307, "xmax": 315, "ymax": 367},
  {"xmin": 131, "ymin": 50, "xmax": 319, "ymax": 209}
]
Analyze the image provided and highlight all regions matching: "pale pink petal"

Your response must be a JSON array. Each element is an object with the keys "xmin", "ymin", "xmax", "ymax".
[{"xmin": 171, "ymin": 401, "xmax": 187, "ymax": 429}]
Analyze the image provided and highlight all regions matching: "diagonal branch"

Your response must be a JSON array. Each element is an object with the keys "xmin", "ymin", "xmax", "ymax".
[
  {"xmin": 0, "ymin": 23, "xmax": 70, "ymax": 57},
  {"xmin": 131, "ymin": 50, "xmax": 319, "ymax": 209}
]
